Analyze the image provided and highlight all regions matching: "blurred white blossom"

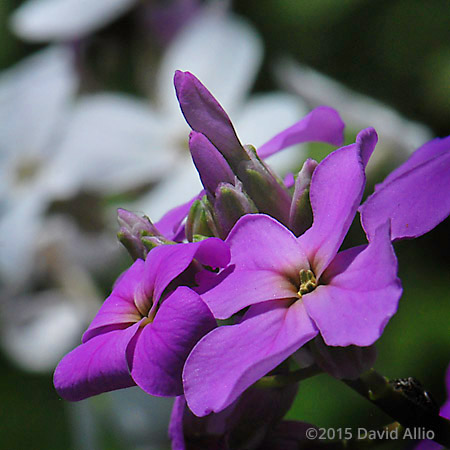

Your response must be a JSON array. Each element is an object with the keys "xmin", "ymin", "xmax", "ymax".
[
  {"xmin": 48, "ymin": 5, "xmax": 307, "ymax": 223},
  {"xmin": 0, "ymin": 4, "xmax": 306, "ymax": 375},
  {"xmin": 0, "ymin": 215, "xmax": 119, "ymax": 372},
  {"xmin": 11, "ymin": 0, "xmax": 139, "ymax": 42},
  {"xmin": 275, "ymin": 58, "xmax": 432, "ymax": 171},
  {"xmin": 0, "ymin": 46, "xmax": 79, "ymax": 286}
]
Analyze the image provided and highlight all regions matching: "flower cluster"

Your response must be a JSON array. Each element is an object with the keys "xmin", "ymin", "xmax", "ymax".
[{"xmin": 54, "ymin": 71, "xmax": 450, "ymax": 449}]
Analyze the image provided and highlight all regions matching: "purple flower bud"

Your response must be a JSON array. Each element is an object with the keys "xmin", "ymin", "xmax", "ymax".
[
  {"xmin": 288, "ymin": 158, "xmax": 318, "ymax": 236},
  {"xmin": 174, "ymin": 70, "xmax": 250, "ymax": 168},
  {"xmin": 189, "ymin": 131, "xmax": 235, "ymax": 196},
  {"xmin": 117, "ymin": 208, "xmax": 162, "ymax": 260}
]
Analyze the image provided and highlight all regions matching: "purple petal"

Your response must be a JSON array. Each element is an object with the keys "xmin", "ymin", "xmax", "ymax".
[
  {"xmin": 200, "ymin": 267, "xmax": 297, "ymax": 319},
  {"xmin": 189, "ymin": 131, "xmax": 235, "ymax": 195},
  {"xmin": 199, "ymin": 214, "xmax": 309, "ymax": 318},
  {"xmin": 357, "ymin": 127, "xmax": 378, "ymax": 168},
  {"xmin": 83, "ymin": 260, "xmax": 149, "ymax": 342},
  {"xmin": 174, "ymin": 71, "xmax": 244, "ymax": 163},
  {"xmin": 54, "ymin": 323, "xmax": 140, "ymax": 401},
  {"xmin": 226, "ymin": 214, "xmax": 309, "ymax": 276},
  {"xmin": 169, "ymin": 396, "xmax": 187, "ymax": 450},
  {"xmin": 284, "ymin": 172, "xmax": 295, "ymax": 188},
  {"xmin": 378, "ymin": 136, "xmax": 450, "ymax": 189},
  {"xmin": 149, "ymin": 238, "xmax": 230, "ymax": 304},
  {"xmin": 257, "ymin": 106, "xmax": 345, "ymax": 159},
  {"xmin": 360, "ymin": 138, "xmax": 450, "ymax": 241},
  {"xmin": 303, "ymin": 222, "xmax": 402, "ymax": 346},
  {"xmin": 298, "ymin": 144, "xmax": 365, "ymax": 277},
  {"xmin": 414, "ymin": 439, "xmax": 442, "ymax": 450},
  {"xmin": 183, "ymin": 299, "xmax": 318, "ymax": 416},
  {"xmin": 130, "ymin": 287, "xmax": 216, "ymax": 396},
  {"xmin": 155, "ymin": 192, "xmax": 203, "ymax": 240}
]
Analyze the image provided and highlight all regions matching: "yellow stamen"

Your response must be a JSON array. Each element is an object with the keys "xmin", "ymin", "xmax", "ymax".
[{"xmin": 297, "ymin": 269, "xmax": 317, "ymax": 297}]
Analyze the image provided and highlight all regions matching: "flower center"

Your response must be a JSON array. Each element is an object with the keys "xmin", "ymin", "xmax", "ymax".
[
  {"xmin": 297, "ymin": 269, "xmax": 317, "ymax": 297},
  {"xmin": 134, "ymin": 285, "xmax": 155, "ymax": 324},
  {"xmin": 139, "ymin": 308, "xmax": 157, "ymax": 327}
]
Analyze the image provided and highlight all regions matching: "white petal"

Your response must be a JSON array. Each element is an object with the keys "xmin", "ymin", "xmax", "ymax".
[
  {"xmin": 276, "ymin": 59, "xmax": 432, "ymax": 170},
  {"xmin": 43, "ymin": 93, "xmax": 178, "ymax": 196},
  {"xmin": 0, "ymin": 190, "xmax": 48, "ymax": 286},
  {"xmin": 156, "ymin": 4, "xmax": 263, "ymax": 123},
  {"xmin": 37, "ymin": 215, "xmax": 121, "ymax": 276},
  {"xmin": 130, "ymin": 154, "xmax": 202, "ymax": 222},
  {"xmin": 106, "ymin": 389, "xmax": 173, "ymax": 445},
  {"xmin": 236, "ymin": 92, "xmax": 309, "ymax": 175},
  {"xmin": 11, "ymin": 0, "xmax": 138, "ymax": 42},
  {"xmin": 0, "ymin": 45, "xmax": 77, "ymax": 160}
]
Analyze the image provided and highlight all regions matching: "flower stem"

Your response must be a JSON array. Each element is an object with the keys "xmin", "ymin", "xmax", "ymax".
[{"xmin": 343, "ymin": 368, "xmax": 450, "ymax": 448}]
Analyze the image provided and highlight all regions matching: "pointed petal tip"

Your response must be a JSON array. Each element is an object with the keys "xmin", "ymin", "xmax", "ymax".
[
  {"xmin": 257, "ymin": 105, "xmax": 345, "ymax": 158},
  {"xmin": 174, "ymin": 70, "xmax": 198, "ymax": 93},
  {"xmin": 356, "ymin": 127, "xmax": 378, "ymax": 167},
  {"xmin": 315, "ymin": 105, "xmax": 346, "ymax": 146}
]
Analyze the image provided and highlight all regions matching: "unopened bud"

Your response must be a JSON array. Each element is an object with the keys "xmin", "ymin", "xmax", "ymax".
[
  {"xmin": 236, "ymin": 145, "xmax": 292, "ymax": 225},
  {"xmin": 185, "ymin": 196, "xmax": 220, "ymax": 242},
  {"xmin": 214, "ymin": 180, "xmax": 258, "ymax": 238},
  {"xmin": 289, "ymin": 158, "xmax": 318, "ymax": 236},
  {"xmin": 117, "ymin": 208, "xmax": 162, "ymax": 260},
  {"xmin": 189, "ymin": 131, "xmax": 235, "ymax": 196}
]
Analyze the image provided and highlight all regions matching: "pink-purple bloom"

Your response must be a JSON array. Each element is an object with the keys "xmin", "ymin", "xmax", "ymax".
[
  {"xmin": 52, "ymin": 66, "xmax": 450, "ymax": 449},
  {"xmin": 54, "ymin": 238, "xmax": 229, "ymax": 401},
  {"xmin": 183, "ymin": 129, "xmax": 403, "ymax": 416}
]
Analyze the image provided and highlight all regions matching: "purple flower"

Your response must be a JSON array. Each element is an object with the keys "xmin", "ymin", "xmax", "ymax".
[
  {"xmin": 360, "ymin": 136, "xmax": 450, "ymax": 242},
  {"xmin": 183, "ymin": 129, "xmax": 402, "ymax": 416},
  {"xmin": 415, "ymin": 364, "xmax": 450, "ymax": 450},
  {"xmin": 54, "ymin": 238, "xmax": 229, "ymax": 401}
]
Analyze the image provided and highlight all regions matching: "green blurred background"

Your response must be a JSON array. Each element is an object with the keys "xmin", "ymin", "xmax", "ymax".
[{"xmin": 0, "ymin": 0, "xmax": 449, "ymax": 448}]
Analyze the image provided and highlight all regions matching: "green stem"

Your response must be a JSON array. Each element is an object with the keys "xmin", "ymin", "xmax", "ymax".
[{"xmin": 343, "ymin": 369, "xmax": 450, "ymax": 448}]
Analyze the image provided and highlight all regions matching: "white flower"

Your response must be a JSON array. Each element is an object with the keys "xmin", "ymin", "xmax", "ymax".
[
  {"xmin": 0, "ymin": 46, "xmax": 78, "ymax": 286},
  {"xmin": 275, "ymin": 58, "xmax": 432, "ymax": 171},
  {"xmin": 0, "ymin": 215, "xmax": 117, "ymax": 373},
  {"xmin": 10, "ymin": 0, "xmax": 138, "ymax": 42}
]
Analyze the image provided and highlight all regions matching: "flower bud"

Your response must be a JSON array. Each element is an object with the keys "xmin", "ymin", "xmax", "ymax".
[
  {"xmin": 214, "ymin": 180, "xmax": 258, "ymax": 238},
  {"xmin": 236, "ymin": 145, "xmax": 292, "ymax": 225},
  {"xmin": 185, "ymin": 196, "xmax": 220, "ymax": 242},
  {"xmin": 174, "ymin": 70, "xmax": 250, "ymax": 169},
  {"xmin": 289, "ymin": 158, "xmax": 318, "ymax": 236},
  {"xmin": 117, "ymin": 208, "xmax": 162, "ymax": 260},
  {"xmin": 189, "ymin": 131, "xmax": 235, "ymax": 196}
]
